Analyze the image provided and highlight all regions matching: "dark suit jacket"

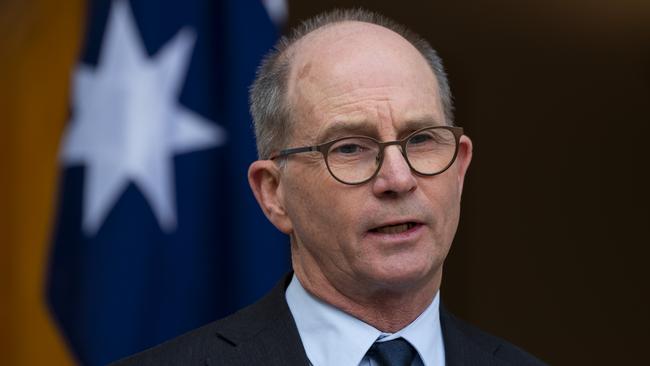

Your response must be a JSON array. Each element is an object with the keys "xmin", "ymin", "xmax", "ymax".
[{"xmin": 112, "ymin": 274, "xmax": 546, "ymax": 365}]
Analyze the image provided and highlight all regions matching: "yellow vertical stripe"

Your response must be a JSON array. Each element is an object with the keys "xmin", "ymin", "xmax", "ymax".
[{"xmin": 0, "ymin": 0, "xmax": 84, "ymax": 364}]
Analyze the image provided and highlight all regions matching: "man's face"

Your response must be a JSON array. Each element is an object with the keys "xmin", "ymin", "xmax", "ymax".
[{"xmin": 263, "ymin": 22, "xmax": 471, "ymax": 296}]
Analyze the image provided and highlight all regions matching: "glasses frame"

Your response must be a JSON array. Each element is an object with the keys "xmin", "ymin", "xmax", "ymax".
[{"xmin": 269, "ymin": 126, "xmax": 464, "ymax": 185}]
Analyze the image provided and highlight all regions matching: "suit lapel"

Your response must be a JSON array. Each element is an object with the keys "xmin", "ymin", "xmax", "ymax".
[{"xmin": 207, "ymin": 273, "xmax": 310, "ymax": 365}]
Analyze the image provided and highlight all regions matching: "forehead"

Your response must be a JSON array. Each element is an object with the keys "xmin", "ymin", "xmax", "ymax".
[{"xmin": 286, "ymin": 21, "xmax": 443, "ymax": 141}]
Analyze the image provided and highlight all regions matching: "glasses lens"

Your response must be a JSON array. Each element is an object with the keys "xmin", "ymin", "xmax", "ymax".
[
  {"xmin": 326, "ymin": 137, "xmax": 380, "ymax": 184},
  {"xmin": 405, "ymin": 128, "xmax": 457, "ymax": 175}
]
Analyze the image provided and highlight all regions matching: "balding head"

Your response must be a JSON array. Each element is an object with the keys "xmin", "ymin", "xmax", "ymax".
[
  {"xmin": 286, "ymin": 21, "xmax": 444, "ymax": 146},
  {"xmin": 249, "ymin": 9, "xmax": 453, "ymax": 160}
]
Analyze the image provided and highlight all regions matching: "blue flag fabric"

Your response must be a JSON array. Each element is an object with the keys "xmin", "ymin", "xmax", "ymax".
[{"xmin": 47, "ymin": 1, "xmax": 289, "ymax": 365}]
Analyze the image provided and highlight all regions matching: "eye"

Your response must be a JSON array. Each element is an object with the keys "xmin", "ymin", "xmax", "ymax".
[
  {"xmin": 408, "ymin": 132, "xmax": 434, "ymax": 145},
  {"xmin": 329, "ymin": 137, "xmax": 376, "ymax": 156},
  {"xmin": 333, "ymin": 143, "xmax": 365, "ymax": 154}
]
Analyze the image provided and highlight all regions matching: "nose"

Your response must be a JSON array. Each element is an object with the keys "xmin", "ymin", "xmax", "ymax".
[{"xmin": 371, "ymin": 145, "xmax": 417, "ymax": 197}]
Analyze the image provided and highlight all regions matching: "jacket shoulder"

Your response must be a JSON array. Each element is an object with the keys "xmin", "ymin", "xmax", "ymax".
[
  {"xmin": 109, "ymin": 319, "xmax": 229, "ymax": 366},
  {"xmin": 110, "ymin": 275, "xmax": 307, "ymax": 366},
  {"xmin": 441, "ymin": 308, "xmax": 547, "ymax": 366}
]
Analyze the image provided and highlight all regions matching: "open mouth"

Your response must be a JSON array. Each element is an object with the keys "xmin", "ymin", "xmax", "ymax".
[{"xmin": 369, "ymin": 222, "xmax": 418, "ymax": 235}]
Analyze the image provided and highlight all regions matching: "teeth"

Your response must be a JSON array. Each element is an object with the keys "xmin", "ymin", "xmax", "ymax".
[{"xmin": 375, "ymin": 223, "xmax": 414, "ymax": 234}]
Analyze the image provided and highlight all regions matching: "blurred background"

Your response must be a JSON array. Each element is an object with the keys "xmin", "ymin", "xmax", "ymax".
[{"xmin": 1, "ymin": 0, "xmax": 648, "ymax": 365}]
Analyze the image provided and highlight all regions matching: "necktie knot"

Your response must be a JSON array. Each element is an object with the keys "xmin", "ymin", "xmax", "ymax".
[{"xmin": 367, "ymin": 338, "xmax": 416, "ymax": 366}]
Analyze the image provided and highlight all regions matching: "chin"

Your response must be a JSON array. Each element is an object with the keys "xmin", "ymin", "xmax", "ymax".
[{"xmin": 363, "ymin": 260, "xmax": 439, "ymax": 292}]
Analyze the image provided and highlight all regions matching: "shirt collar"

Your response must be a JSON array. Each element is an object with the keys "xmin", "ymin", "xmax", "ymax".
[{"xmin": 285, "ymin": 274, "xmax": 445, "ymax": 366}]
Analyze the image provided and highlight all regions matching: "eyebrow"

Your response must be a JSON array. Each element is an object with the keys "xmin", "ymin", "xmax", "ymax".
[
  {"xmin": 316, "ymin": 121, "xmax": 377, "ymax": 143},
  {"xmin": 315, "ymin": 117, "xmax": 444, "ymax": 144}
]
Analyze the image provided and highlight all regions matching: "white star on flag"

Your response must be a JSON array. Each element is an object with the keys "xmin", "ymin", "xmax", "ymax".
[
  {"xmin": 61, "ymin": 0, "xmax": 226, "ymax": 236},
  {"xmin": 262, "ymin": 0, "xmax": 288, "ymax": 25}
]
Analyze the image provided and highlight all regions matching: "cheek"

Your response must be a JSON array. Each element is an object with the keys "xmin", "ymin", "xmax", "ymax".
[
  {"xmin": 284, "ymin": 172, "xmax": 359, "ymax": 250},
  {"xmin": 422, "ymin": 176, "xmax": 462, "ymax": 237}
]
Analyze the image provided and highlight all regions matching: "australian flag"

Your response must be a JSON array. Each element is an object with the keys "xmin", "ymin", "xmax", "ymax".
[{"xmin": 47, "ymin": 0, "xmax": 289, "ymax": 365}]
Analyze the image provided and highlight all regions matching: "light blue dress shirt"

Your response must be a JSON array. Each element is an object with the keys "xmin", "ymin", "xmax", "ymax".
[{"xmin": 285, "ymin": 275, "xmax": 446, "ymax": 366}]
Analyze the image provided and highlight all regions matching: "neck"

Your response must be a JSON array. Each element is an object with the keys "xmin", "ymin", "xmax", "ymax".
[{"xmin": 293, "ymin": 259, "xmax": 441, "ymax": 333}]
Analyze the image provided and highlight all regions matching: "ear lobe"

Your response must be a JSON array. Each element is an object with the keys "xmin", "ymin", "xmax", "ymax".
[
  {"xmin": 248, "ymin": 160, "xmax": 293, "ymax": 234},
  {"xmin": 455, "ymin": 135, "xmax": 473, "ymax": 195}
]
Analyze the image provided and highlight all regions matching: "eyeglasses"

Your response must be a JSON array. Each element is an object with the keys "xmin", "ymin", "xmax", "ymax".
[{"xmin": 269, "ymin": 126, "xmax": 464, "ymax": 185}]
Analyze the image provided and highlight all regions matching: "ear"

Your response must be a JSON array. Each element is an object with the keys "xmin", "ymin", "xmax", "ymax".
[
  {"xmin": 248, "ymin": 160, "xmax": 293, "ymax": 234},
  {"xmin": 455, "ymin": 135, "xmax": 473, "ymax": 195}
]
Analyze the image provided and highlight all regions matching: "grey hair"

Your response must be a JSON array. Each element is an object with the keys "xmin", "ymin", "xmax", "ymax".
[{"xmin": 249, "ymin": 8, "xmax": 454, "ymax": 160}]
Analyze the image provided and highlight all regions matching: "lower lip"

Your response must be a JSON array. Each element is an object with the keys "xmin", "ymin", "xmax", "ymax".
[{"xmin": 364, "ymin": 223, "xmax": 424, "ymax": 242}]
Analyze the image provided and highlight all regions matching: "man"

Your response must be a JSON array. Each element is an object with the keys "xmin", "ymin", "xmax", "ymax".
[{"xmin": 114, "ymin": 9, "xmax": 545, "ymax": 366}]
